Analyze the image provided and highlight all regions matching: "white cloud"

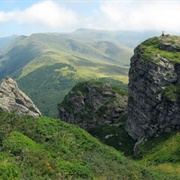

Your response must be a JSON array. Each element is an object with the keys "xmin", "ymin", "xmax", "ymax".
[
  {"xmin": 91, "ymin": 1, "xmax": 180, "ymax": 32},
  {"xmin": 0, "ymin": 1, "xmax": 79, "ymax": 29},
  {"xmin": 0, "ymin": 0, "xmax": 179, "ymax": 33},
  {"xmin": 0, "ymin": 11, "xmax": 16, "ymax": 22}
]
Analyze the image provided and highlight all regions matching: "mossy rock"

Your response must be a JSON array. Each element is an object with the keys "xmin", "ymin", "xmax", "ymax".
[{"xmin": 139, "ymin": 36, "xmax": 180, "ymax": 63}]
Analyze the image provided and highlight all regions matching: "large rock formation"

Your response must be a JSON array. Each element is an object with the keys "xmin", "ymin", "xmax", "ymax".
[
  {"xmin": 58, "ymin": 81, "xmax": 128, "ymax": 129},
  {"xmin": 0, "ymin": 77, "xmax": 41, "ymax": 118},
  {"xmin": 126, "ymin": 35, "xmax": 180, "ymax": 140}
]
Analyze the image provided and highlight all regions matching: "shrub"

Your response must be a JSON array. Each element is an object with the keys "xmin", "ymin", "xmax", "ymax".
[
  {"xmin": 2, "ymin": 131, "xmax": 40, "ymax": 155},
  {"xmin": 160, "ymin": 85, "xmax": 180, "ymax": 102},
  {"xmin": 56, "ymin": 161, "xmax": 93, "ymax": 179}
]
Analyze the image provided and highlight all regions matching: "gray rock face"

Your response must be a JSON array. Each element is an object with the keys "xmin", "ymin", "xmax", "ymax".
[
  {"xmin": 58, "ymin": 82, "xmax": 128, "ymax": 129},
  {"xmin": 126, "ymin": 36, "xmax": 180, "ymax": 140},
  {"xmin": 0, "ymin": 77, "xmax": 41, "ymax": 118}
]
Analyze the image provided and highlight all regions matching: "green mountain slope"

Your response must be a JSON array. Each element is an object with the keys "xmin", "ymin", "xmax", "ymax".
[
  {"xmin": 0, "ymin": 111, "xmax": 179, "ymax": 179},
  {"xmin": 69, "ymin": 29, "xmax": 160, "ymax": 48},
  {"xmin": 0, "ymin": 32, "xmax": 132, "ymax": 117},
  {"xmin": 58, "ymin": 81, "xmax": 135, "ymax": 155},
  {"xmin": 135, "ymin": 131, "xmax": 180, "ymax": 178},
  {"xmin": 0, "ymin": 35, "xmax": 17, "ymax": 50}
]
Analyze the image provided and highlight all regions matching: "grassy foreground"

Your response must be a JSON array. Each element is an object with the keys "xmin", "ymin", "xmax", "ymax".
[
  {"xmin": 135, "ymin": 130, "xmax": 180, "ymax": 178},
  {"xmin": 0, "ymin": 111, "xmax": 180, "ymax": 179}
]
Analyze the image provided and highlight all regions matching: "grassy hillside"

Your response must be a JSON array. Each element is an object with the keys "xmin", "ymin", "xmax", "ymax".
[
  {"xmin": 70, "ymin": 29, "xmax": 160, "ymax": 48},
  {"xmin": 135, "ymin": 131, "xmax": 180, "ymax": 178},
  {"xmin": 58, "ymin": 81, "xmax": 135, "ymax": 155},
  {"xmin": 0, "ymin": 32, "xmax": 132, "ymax": 117},
  {"xmin": 88, "ymin": 114, "xmax": 136, "ymax": 156},
  {"xmin": 0, "ymin": 35, "xmax": 17, "ymax": 50},
  {"xmin": 0, "ymin": 111, "xmax": 179, "ymax": 179}
]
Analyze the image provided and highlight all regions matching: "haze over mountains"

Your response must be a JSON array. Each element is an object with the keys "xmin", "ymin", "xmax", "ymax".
[
  {"xmin": 0, "ymin": 29, "xmax": 160, "ymax": 116},
  {"xmin": 0, "ymin": 35, "xmax": 17, "ymax": 50},
  {"xmin": 0, "ymin": 33, "xmax": 179, "ymax": 179}
]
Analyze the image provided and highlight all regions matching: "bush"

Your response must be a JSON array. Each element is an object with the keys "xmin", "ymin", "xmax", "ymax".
[
  {"xmin": 56, "ymin": 161, "xmax": 93, "ymax": 179},
  {"xmin": 2, "ymin": 131, "xmax": 40, "ymax": 155}
]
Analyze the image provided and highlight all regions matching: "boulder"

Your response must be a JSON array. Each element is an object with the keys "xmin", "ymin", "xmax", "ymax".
[{"xmin": 0, "ymin": 77, "xmax": 41, "ymax": 118}]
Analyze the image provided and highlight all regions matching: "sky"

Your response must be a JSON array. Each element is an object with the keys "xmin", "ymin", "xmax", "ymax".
[{"xmin": 0, "ymin": 0, "xmax": 180, "ymax": 37}]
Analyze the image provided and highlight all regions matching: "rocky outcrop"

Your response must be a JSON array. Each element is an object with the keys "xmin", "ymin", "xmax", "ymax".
[
  {"xmin": 0, "ymin": 77, "xmax": 41, "ymax": 118},
  {"xmin": 58, "ymin": 81, "xmax": 128, "ymax": 129},
  {"xmin": 126, "ymin": 35, "xmax": 180, "ymax": 140}
]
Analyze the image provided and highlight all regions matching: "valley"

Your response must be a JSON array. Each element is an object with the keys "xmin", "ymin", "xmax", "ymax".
[
  {"xmin": 0, "ymin": 30, "xmax": 179, "ymax": 179},
  {"xmin": 0, "ymin": 30, "xmax": 136, "ymax": 117}
]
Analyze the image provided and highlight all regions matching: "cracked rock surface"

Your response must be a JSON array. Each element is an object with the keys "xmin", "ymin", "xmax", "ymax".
[
  {"xmin": 0, "ymin": 77, "xmax": 41, "ymax": 118},
  {"xmin": 126, "ymin": 36, "xmax": 180, "ymax": 140},
  {"xmin": 58, "ymin": 82, "xmax": 128, "ymax": 130}
]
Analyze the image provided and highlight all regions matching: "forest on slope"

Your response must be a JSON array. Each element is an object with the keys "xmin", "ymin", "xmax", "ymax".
[
  {"xmin": 0, "ymin": 30, "xmax": 137, "ymax": 117},
  {"xmin": 0, "ymin": 30, "xmax": 161, "ymax": 117}
]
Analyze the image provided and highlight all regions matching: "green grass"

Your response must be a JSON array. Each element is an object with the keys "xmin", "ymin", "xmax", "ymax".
[
  {"xmin": 3, "ymin": 131, "xmax": 41, "ymax": 155},
  {"xmin": 0, "ymin": 111, "xmax": 180, "ymax": 179},
  {"xmin": 16, "ymin": 63, "xmax": 78, "ymax": 117},
  {"xmin": 0, "ymin": 33, "xmax": 131, "ymax": 117},
  {"xmin": 88, "ymin": 113, "xmax": 136, "ymax": 156},
  {"xmin": 160, "ymin": 85, "xmax": 180, "ymax": 102},
  {"xmin": 0, "ymin": 111, "xmax": 162, "ymax": 179},
  {"xmin": 58, "ymin": 81, "xmax": 130, "ymax": 156},
  {"xmin": 137, "ymin": 131, "xmax": 180, "ymax": 164},
  {"xmin": 0, "ymin": 152, "xmax": 21, "ymax": 180},
  {"xmin": 139, "ymin": 36, "xmax": 180, "ymax": 63},
  {"xmin": 135, "ymin": 131, "xmax": 180, "ymax": 178}
]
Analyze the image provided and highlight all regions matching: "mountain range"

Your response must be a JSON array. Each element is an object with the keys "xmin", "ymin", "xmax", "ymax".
[
  {"xmin": 0, "ymin": 76, "xmax": 179, "ymax": 179},
  {"xmin": 0, "ymin": 32, "xmax": 179, "ymax": 179},
  {"xmin": 0, "ymin": 29, "xmax": 160, "ymax": 117}
]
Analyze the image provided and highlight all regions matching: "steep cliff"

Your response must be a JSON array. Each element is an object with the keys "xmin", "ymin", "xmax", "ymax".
[
  {"xmin": 126, "ymin": 35, "xmax": 180, "ymax": 140},
  {"xmin": 0, "ymin": 77, "xmax": 41, "ymax": 118},
  {"xmin": 58, "ymin": 81, "xmax": 128, "ymax": 129}
]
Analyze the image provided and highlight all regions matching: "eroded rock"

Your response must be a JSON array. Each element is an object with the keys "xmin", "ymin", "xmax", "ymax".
[
  {"xmin": 58, "ymin": 81, "xmax": 128, "ymax": 130},
  {"xmin": 0, "ymin": 77, "xmax": 41, "ymax": 118},
  {"xmin": 126, "ymin": 36, "xmax": 180, "ymax": 140}
]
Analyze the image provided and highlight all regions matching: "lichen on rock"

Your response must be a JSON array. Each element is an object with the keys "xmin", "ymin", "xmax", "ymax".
[
  {"xmin": 0, "ymin": 77, "xmax": 41, "ymax": 118},
  {"xmin": 58, "ymin": 81, "xmax": 128, "ymax": 130},
  {"xmin": 126, "ymin": 35, "xmax": 180, "ymax": 140}
]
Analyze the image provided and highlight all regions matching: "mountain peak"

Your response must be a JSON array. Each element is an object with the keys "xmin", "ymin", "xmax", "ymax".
[
  {"xmin": 138, "ymin": 35, "xmax": 180, "ymax": 63},
  {"xmin": 126, "ymin": 35, "xmax": 180, "ymax": 140}
]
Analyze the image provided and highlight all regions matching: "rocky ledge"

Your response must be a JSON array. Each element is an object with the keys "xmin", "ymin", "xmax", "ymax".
[
  {"xmin": 126, "ymin": 35, "xmax": 180, "ymax": 140},
  {"xmin": 58, "ymin": 81, "xmax": 128, "ymax": 130},
  {"xmin": 0, "ymin": 77, "xmax": 41, "ymax": 118}
]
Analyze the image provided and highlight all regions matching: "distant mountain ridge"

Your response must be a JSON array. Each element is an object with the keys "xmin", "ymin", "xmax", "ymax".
[
  {"xmin": 70, "ymin": 29, "xmax": 161, "ymax": 48},
  {"xmin": 0, "ymin": 30, "xmax": 135, "ymax": 116},
  {"xmin": 0, "ymin": 35, "xmax": 17, "ymax": 50},
  {"xmin": 0, "ymin": 29, "xmax": 162, "ymax": 117},
  {"xmin": 0, "ymin": 31, "xmax": 180, "ymax": 179}
]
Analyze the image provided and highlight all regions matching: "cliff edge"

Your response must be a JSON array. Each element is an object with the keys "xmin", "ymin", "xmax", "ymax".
[
  {"xmin": 0, "ymin": 77, "xmax": 41, "ymax": 118},
  {"xmin": 126, "ymin": 35, "xmax": 180, "ymax": 140}
]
